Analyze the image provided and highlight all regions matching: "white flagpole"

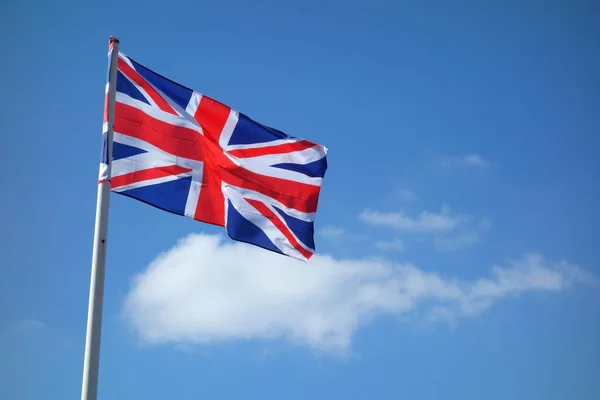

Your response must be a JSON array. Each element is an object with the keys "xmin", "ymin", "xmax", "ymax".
[{"xmin": 81, "ymin": 36, "xmax": 120, "ymax": 400}]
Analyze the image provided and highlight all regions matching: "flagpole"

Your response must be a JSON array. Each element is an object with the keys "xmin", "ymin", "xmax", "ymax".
[{"xmin": 81, "ymin": 36, "xmax": 120, "ymax": 400}]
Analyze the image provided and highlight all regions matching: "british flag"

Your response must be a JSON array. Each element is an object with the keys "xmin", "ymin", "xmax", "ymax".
[{"xmin": 99, "ymin": 38, "xmax": 328, "ymax": 261}]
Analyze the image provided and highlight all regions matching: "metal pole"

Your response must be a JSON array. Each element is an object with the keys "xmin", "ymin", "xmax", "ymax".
[{"xmin": 81, "ymin": 36, "xmax": 119, "ymax": 400}]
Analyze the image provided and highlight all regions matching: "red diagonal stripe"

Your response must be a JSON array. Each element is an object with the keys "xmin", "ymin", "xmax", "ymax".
[
  {"xmin": 111, "ymin": 165, "xmax": 191, "ymax": 190},
  {"xmin": 114, "ymin": 102, "xmax": 205, "ymax": 162},
  {"xmin": 193, "ymin": 95, "xmax": 231, "ymax": 142},
  {"xmin": 228, "ymin": 140, "xmax": 316, "ymax": 159},
  {"xmin": 220, "ymin": 160, "xmax": 321, "ymax": 213},
  {"xmin": 245, "ymin": 198, "xmax": 313, "ymax": 260},
  {"xmin": 193, "ymin": 170, "xmax": 225, "ymax": 227},
  {"xmin": 103, "ymin": 93, "xmax": 108, "ymax": 124},
  {"xmin": 199, "ymin": 137, "xmax": 321, "ymax": 213},
  {"xmin": 118, "ymin": 58, "xmax": 178, "ymax": 116},
  {"xmin": 192, "ymin": 95, "xmax": 231, "ymax": 227}
]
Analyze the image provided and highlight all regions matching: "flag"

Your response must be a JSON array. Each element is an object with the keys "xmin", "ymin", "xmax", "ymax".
[{"xmin": 99, "ymin": 39, "xmax": 328, "ymax": 261}]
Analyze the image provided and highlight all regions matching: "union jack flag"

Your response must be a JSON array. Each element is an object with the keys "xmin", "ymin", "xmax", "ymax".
[{"xmin": 99, "ymin": 38, "xmax": 328, "ymax": 261}]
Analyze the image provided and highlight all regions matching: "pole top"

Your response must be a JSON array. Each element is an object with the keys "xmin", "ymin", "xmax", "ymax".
[{"xmin": 108, "ymin": 36, "xmax": 120, "ymax": 52}]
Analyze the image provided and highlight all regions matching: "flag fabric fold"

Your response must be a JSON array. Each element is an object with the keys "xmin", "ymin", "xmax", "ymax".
[{"xmin": 99, "ymin": 46, "xmax": 328, "ymax": 261}]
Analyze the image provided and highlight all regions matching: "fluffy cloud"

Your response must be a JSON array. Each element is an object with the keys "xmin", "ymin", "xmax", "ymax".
[
  {"xmin": 359, "ymin": 205, "xmax": 463, "ymax": 233},
  {"xmin": 463, "ymin": 154, "xmax": 489, "ymax": 166},
  {"xmin": 434, "ymin": 232, "xmax": 481, "ymax": 251},
  {"xmin": 434, "ymin": 218, "xmax": 491, "ymax": 251},
  {"xmin": 375, "ymin": 237, "xmax": 405, "ymax": 252},
  {"xmin": 442, "ymin": 153, "xmax": 489, "ymax": 167},
  {"xmin": 318, "ymin": 224, "xmax": 367, "ymax": 245},
  {"xmin": 318, "ymin": 225, "xmax": 346, "ymax": 239},
  {"xmin": 394, "ymin": 189, "xmax": 416, "ymax": 201},
  {"xmin": 122, "ymin": 234, "xmax": 594, "ymax": 355},
  {"xmin": 18, "ymin": 319, "xmax": 45, "ymax": 330},
  {"xmin": 361, "ymin": 205, "xmax": 488, "ymax": 251}
]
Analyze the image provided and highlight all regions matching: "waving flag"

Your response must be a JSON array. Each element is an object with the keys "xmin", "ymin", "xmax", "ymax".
[{"xmin": 99, "ymin": 40, "xmax": 328, "ymax": 261}]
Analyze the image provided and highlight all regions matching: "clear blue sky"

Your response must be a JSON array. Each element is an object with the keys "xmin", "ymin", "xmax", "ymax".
[{"xmin": 1, "ymin": 0, "xmax": 599, "ymax": 399}]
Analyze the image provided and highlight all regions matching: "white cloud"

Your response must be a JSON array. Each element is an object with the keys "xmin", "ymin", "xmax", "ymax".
[
  {"xmin": 394, "ymin": 189, "xmax": 416, "ymax": 201},
  {"xmin": 434, "ymin": 218, "xmax": 491, "ymax": 251},
  {"xmin": 464, "ymin": 154, "xmax": 488, "ymax": 166},
  {"xmin": 375, "ymin": 238, "xmax": 405, "ymax": 252},
  {"xmin": 16, "ymin": 319, "xmax": 45, "ymax": 331},
  {"xmin": 318, "ymin": 225, "xmax": 345, "ymax": 239},
  {"xmin": 122, "ymin": 233, "xmax": 594, "ymax": 355},
  {"xmin": 434, "ymin": 232, "xmax": 480, "ymax": 251},
  {"xmin": 318, "ymin": 225, "xmax": 366, "ymax": 246},
  {"xmin": 359, "ymin": 205, "xmax": 462, "ymax": 233},
  {"xmin": 362, "ymin": 206, "xmax": 489, "ymax": 251},
  {"xmin": 442, "ymin": 153, "xmax": 489, "ymax": 168}
]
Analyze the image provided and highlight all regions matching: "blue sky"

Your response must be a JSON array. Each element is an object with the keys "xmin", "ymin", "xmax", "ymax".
[{"xmin": 1, "ymin": 0, "xmax": 599, "ymax": 399}]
